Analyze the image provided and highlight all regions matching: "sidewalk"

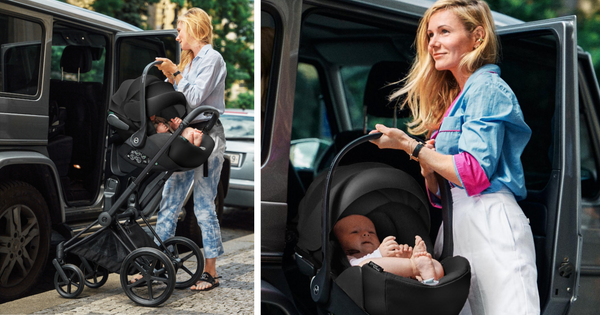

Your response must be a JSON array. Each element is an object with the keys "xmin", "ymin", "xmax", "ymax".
[{"xmin": 0, "ymin": 234, "xmax": 254, "ymax": 315}]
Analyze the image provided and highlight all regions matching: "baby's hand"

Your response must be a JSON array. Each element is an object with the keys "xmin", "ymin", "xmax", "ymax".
[
  {"xmin": 394, "ymin": 244, "xmax": 413, "ymax": 259},
  {"xmin": 379, "ymin": 236, "xmax": 400, "ymax": 257},
  {"xmin": 170, "ymin": 117, "xmax": 182, "ymax": 130}
]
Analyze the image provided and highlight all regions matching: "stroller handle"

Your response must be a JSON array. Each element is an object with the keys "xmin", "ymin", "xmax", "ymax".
[
  {"xmin": 182, "ymin": 105, "xmax": 221, "ymax": 132},
  {"xmin": 311, "ymin": 132, "xmax": 382, "ymax": 304}
]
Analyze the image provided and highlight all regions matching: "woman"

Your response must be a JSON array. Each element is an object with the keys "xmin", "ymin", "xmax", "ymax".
[
  {"xmin": 148, "ymin": 7, "xmax": 227, "ymax": 291},
  {"xmin": 370, "ymin": 0, "xmax": 539, "ymax": 313}
]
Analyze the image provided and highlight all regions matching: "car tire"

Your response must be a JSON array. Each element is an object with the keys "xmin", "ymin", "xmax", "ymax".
[
  {"xmin": 176, "ymin": 180, "xmax": 224, "ymax": 248},
  {"xmin": 0, "ymin": 181, "xmax": 51, "ymax": 300}
]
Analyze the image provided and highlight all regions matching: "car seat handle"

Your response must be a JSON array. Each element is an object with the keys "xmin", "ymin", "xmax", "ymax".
[
  {"xmin": 129, "ymin": 60, "xmax": 163, "ymax": 149},
  {"xmin": 312, "ymin": 132, "xmax": 383, "ymax": 304},
  {"xmin": 183, "ymin": 105, "xmax": 221, "ymax": 132}
]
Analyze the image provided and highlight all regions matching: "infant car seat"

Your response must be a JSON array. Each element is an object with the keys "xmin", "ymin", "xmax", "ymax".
[
  {"xmin": 295, "ymin": 133, "xmax": 471, "ymax": 315},
  {"xmin": 108, "ymin": 65, "xmax": 216, "ymax": 173}
]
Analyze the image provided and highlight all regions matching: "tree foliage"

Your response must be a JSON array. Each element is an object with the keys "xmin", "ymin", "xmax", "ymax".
[
  {"xmin": 186, "ymin": 0, "xmax": 254, "ymax": 104},
  {"xmin": 487, "ymin": 0, "xmax": 600, "ymax": 84},
  {"xmin": 89, "ymin": 0, "xmax": 160, "ymax": 30}
]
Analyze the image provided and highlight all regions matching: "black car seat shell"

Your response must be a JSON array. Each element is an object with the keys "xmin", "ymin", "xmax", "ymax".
[
  {"xmin": 295, "ymin": 161, "xmax": 471, "ymax": 315},
  {"xmin": 108, "ymin": 74, "xmax": 214, "ymax": 173}
]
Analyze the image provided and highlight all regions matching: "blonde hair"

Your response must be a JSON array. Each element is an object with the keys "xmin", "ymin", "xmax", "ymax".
[
  {"xmin": 390, "ymin": 0, "xmax": 498, "ymax": 136},
  {"xmin": 177, "ymin": 8, "xmax": 214, "ymax": 72}
]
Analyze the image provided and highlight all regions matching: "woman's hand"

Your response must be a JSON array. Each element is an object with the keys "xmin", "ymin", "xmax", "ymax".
[
  {"xmin": 369, "ymin": 124, "xmax": 413, "ymax": 153},
  {"xmin": 155, "ymin": 57, "xmax": 178, "ymax": 83},
  {"xmin": 420, "ymin": 139, "xmax": 435, "ymax": 178}
]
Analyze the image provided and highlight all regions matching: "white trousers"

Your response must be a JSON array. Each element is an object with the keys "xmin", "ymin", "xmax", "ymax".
[{"xmin": 434, "ymin": 188, "xmax": 540, "ymax": 315}]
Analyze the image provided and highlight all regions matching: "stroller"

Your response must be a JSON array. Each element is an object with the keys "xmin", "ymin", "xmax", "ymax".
[
  {"xmin": 294, "ymin": 133, "xmax": 472, "ymax": 315},
  {"xmin": 51, "ymin": 61, "xmax": 217, "ymax": 306}
]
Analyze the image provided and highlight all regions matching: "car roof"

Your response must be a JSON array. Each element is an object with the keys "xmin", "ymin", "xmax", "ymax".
[
  {"xmin": 349, "ymin": 0, "xmax": 523, "ymax": 26},
  {"xmin": 2, "ymin": 0, "xmax": 141, "ymax": 32}
]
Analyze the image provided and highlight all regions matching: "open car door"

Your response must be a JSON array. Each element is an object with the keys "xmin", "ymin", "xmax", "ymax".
[
  {"xmin": 113, "ymin": 30, "xmax": 180, "ymax": 91},
  {"xmin": 497, "ymin": 16, "xmax": 579, "ymax": 314}
]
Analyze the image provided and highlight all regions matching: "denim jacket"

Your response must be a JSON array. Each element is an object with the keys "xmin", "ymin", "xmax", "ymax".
[{"xmin": 433, "ymin": 64, "xmax": 531, "ymax": 200}]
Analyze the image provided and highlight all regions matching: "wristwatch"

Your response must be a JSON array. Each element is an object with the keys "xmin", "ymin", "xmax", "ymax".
[
  {"xmin": 411, "ymin": 142, "xmax": 425, "ymax": 160},
  {"xmin": 172, "ymin": 70, "xmax": 181, "ymax": 78}
]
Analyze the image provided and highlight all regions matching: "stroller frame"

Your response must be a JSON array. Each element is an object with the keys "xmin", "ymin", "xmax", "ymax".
[{"xmin": 52, "ymin": 61, "xmax": 218, "ymax": 306}]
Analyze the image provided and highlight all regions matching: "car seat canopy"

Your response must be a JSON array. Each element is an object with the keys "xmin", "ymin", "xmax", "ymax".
[{"xmin": 110, "ymin": 75, "xmax": 186, "ymax": 125}]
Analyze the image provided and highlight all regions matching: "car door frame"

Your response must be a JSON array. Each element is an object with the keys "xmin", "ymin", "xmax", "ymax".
[
  {"xmin": 497, "ymin": 16, "xmax": 580, "ymax": 314},
  {"xmin": 113, "ymin": 30, "xmax": 180, "ymax": 93}
]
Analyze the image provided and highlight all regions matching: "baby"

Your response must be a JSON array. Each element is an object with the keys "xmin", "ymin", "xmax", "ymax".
[
  {"xmin": 151, "ymin": 115, "xmax": 203, "ymax": 147},
  {"xmin": 151, "ymin": 115, "xmax": 174, "ymax": 133},
  {"xmin": 333, "ymin": 214, "xmax": 444, "ymax": 284}
]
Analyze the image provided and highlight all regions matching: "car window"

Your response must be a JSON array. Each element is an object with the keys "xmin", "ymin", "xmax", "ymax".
[
  {"xmin": 499, "ymin": 31, "xmax": 557, "ymax": 191},
  {"xmin": 0, "ymin": 14, "xmax": 43, "ymax": 96},
  {"xmin": 290, "ymin": 62, "xmax": 332, "ymax": 169},
  {"xmin": 222, "ymin": 113, "xmax": 254, "ymax": 139},
  {"xmin": 116, "ymin": 35, "xmax": 179, "ymax": 86},
  {"xmin": 341, "ymin": 66, "xmax": 398, "ymax": 131},
  {"xmin": 50, "ymin": 46, "xmax": 105, "ymax": 83}
]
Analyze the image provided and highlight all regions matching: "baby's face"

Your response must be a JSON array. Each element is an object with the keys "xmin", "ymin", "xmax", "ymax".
[
  {"xmin": 334, "ymin": 215, "xmax": 380, "ymax": 258},
  {"xmin": 157, "ymin": 123, "xmax": 169, "ymax": 133}
]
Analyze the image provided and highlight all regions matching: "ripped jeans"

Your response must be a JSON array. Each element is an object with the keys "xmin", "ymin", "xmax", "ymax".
[{"xmin": 154, "ymin": 124, "xmax": 225, "ymax": 258}]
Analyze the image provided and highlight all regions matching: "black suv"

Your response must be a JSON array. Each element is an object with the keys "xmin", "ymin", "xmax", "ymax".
[
  {"xmin": 261, "ymin": 0, "xmax": 600, "ymax": 314},
  {"xmin": 0, "ymin": 0, "xmax": 229, "ymax": 300}
]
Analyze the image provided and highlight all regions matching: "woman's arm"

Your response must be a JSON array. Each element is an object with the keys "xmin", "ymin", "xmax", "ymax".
[{"xmin": 370, "ymin": 124, "xmax": 461, "ymax": 187}]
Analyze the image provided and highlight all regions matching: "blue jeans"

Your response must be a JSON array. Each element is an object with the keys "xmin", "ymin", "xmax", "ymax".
[{"xmin": 155, "ymin": 124, "xmax": 225, "ymax": 258}]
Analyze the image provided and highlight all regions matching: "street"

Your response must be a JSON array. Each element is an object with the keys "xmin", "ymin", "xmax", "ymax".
[{"xmin": 0, "ymin": 207, "xmax": 254, "ymax": 314}]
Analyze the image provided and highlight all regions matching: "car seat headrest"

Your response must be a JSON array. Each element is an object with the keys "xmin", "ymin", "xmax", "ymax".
[
  {"xmin": 61, "ymin": 46, "xmax": 93, "ymax": 73},
  {"xmin": 363, "ymin": 60, "xmax": 412, "ymax": 119}
]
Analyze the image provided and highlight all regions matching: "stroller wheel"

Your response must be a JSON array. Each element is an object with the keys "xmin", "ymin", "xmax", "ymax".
[
  {"xmin": 54, "ymin": 264, "xmax": 85, "ymax": 298},
  {"xmin": 163, "ymin": 236, "xmax": 205, "ymax": 289},
  {"xmin": 80, "ymin": 259, "xmax": 109, "ymax": 288},
  {"xmin": 120, "ymin": 247, "xmax": 176, "ymax": 307}
]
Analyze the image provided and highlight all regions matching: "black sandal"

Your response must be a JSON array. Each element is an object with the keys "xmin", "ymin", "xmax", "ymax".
[{"xmin": 191, "ymin": 272, "xmax": 221, "ymax": 291}]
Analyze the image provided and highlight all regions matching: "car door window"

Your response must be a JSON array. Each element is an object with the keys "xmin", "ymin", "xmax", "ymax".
[
  {"xmin": 115, "ymin": 34, "xmax": 178, "ymax": 86},
  {"xmin": 290, "ymin": 62, "xmax": 332, "ymax": 171},
  {"xmin": 0, "ymin": 14, "xmax": 42, "ymax": 96},
  {"xmin": 341, "ymin": 66, "xmax": 402, "ymax": 131}
]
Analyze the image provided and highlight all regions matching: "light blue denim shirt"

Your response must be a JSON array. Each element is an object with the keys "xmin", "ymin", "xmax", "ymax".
[
  {"xmin": 434, "ymin": 64, "xmax": 531, "ymax": 200},
  {"xmin": 173, "ymin": 44, "xmax": 227, "ymax": 123}
]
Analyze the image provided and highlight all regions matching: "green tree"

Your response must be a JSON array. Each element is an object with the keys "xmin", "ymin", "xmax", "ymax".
[
  {"xmin": 170, "ymin": 0, "xmax": 254, "ymax": 108},
  {"xmin": 487, "ymin": 0, "xmax": 600, "ymax": 84},
  {"xmin": 64, "ymin": 0, "xmax": 160, "ymax": 30}
]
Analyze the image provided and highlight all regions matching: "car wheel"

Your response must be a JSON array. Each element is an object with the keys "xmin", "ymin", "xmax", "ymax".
[
  {"xmin": 176, "ymin": 181, "xmax": 224, "ymax": 248},
  {"xmin": 0, "ymin": 181, "xmax": 51, "ymax": 300}
]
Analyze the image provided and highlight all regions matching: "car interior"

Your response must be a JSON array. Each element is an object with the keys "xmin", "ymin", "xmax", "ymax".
[{"xmin": 279, "ymin": 9, "xmax": 563, "ymax": 312}]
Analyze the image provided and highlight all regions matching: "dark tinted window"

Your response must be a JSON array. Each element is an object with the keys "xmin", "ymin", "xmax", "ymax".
[
  {"xmin": 0, "ymin": 14, "xmax": 43, "ymax": 95},
  {"xmin": 499, "ymin": 31, "xmax": 557, "ymax": 191},
  {"xmin": 116, "ymin": 35, "xmax": 178, "ymax": 86}
]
